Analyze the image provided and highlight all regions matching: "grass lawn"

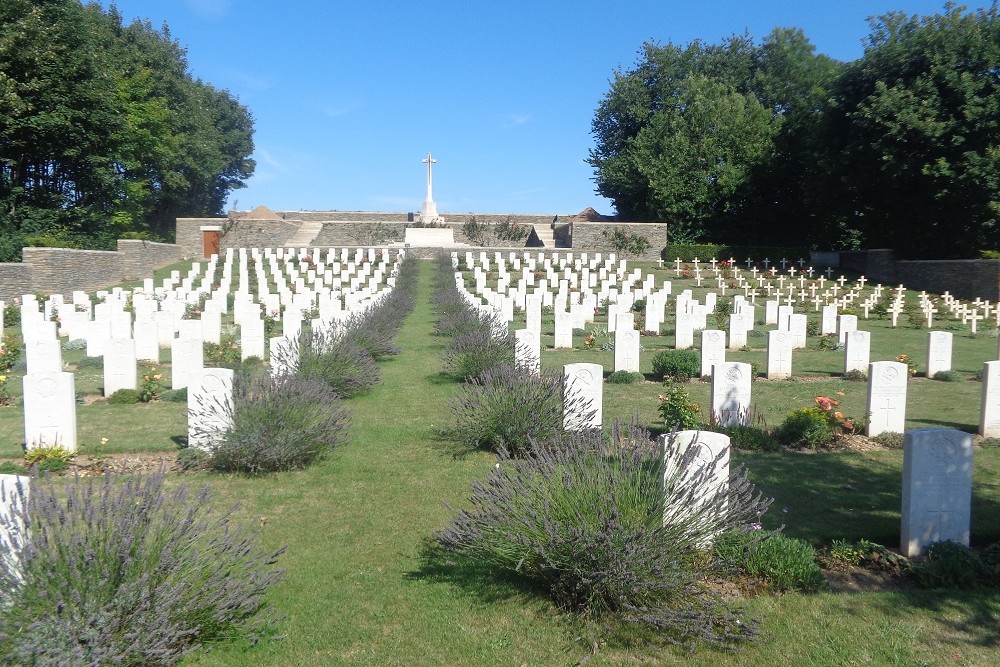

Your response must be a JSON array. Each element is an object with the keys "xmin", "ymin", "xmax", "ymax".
[{"xmin": 2, "ymin": 257, "xmax": 999, "ymax": 664}]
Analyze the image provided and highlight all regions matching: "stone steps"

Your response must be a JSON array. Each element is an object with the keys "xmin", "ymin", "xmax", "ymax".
[
  {"xmin": 283, "ymin": 221, "xmax": 324, "ymax": 248},
  {"xmin": 532, "ymin": 224, "xmax": 556, "ymax": 248}
]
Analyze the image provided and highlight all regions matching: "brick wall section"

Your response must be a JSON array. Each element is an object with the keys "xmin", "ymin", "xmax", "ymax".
[
  {"xmin": 0, "ymin": 264, "xmax": 33, "ymax": 301},
  {"xmin": 897, "ymin": 260, "xmax": 1000, "ymax": 302}
]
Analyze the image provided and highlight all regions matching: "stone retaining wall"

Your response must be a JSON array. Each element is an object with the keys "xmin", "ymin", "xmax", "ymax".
[{"xmin": 0, "ymin": 240, "xmax": 185, "ymax": 300}]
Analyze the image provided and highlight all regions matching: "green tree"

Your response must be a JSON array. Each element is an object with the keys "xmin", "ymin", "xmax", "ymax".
[
  {"xmin": 0, "ymin": 0, "xmax": 254, "ymax": 260},
  {"xmin": 827, "ymin": 3, "xmax": 1000, "ymax": 258}
]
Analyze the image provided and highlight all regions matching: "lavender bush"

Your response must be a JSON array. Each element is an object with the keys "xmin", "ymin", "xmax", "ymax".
[
  {"xmin": 435, "ymin": 421, "xmax": 771, "ymax": 649},
  {"xmin": 441, "ymin": 328, "xmax": 515, "ymax": 381},
  {"xmin": 208, "ymin": 372, "xmax": 350, "ymax": 473},
  {"xmin": 448, "ymin": 365, "xmax": 592, "ymax": 454},
  {"xmin": 297, "ymin": 329, "xmax": 381, "ymax": 398},
  {"xmin": 0, "ymin": 472, "xmax": 284, "ymax": 665}
]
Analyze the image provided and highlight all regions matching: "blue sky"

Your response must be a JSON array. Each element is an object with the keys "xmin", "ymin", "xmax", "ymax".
[{"xmin": 99, "ymin": 1, "xmax": 993, "ymax": 216}]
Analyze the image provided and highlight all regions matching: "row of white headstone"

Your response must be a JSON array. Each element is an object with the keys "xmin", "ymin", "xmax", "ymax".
[{"xmin": 12, "ymin": 248, "xmax": 403, "ymax": 451}]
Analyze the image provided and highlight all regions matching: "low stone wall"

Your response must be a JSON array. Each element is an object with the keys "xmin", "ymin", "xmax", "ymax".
[
  {"xmin": 568, "ymin": 222, "xmax": 669, "ymax": 261},
  {"xmin": 218, "ymin": 219, "xmax": 300, "ymax": 250},
  {"xmin": 313, "ymin": 221, "xmax": 407, "ymax": 246},
  {"xmin": 176, "ymin": 217, "xmax": 223, "ymax": 258},
  {"xmin": 897, "ymin": 259, "xmax": 1000, "ymax": 302},
  {"xmin": 810, "ymin": 249, "xmax": 1000, "ymax": 301},
  {"xmin": 0, "ymin": 240, "xmax": 186, "ymax": 300},
  {"xmin": 0, "ymin": 264, "xmax": 33, "ymax": 302}
]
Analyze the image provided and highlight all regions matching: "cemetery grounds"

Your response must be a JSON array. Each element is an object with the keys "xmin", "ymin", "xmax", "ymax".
[{"xmin": 1, "ymin": 255, "xmax": 999, "ymax": 666}]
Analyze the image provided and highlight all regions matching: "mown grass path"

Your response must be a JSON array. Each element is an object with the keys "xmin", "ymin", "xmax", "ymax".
[{"xmin": 191, "ymin": 259, "xmax": 585, "ymax": 666}]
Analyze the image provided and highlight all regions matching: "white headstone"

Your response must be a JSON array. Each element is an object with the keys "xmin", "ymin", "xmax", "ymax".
[
  {"xmin": 900, "ymin": 429, "xmax": 973, "ymax": 557},
  {"xmin": 22, "ymin": 371, "xmax": 77, "ymax": 451},
  {"xmin": 727, "ymin": 313, "xmax": 747, "ymax": 350},
  {"xmin": 187, "ymin": 368, "xmax": 235, "ymax": 451},
  {"xmin": 844, "ymin": 330, "xmax": 871, "ymax": 375},
  {"xmin": 170, "ymin": 337, "xmax": 204, "ymax": 390},
  {"xmin": 979, "ymin": 360, "xmax": 1000, "ymax": 438},
  {"xmin": 821, "ymin": 304, "xmax": 838, "ymax": 335},
  {"xmin": 553, "ymin": 310, "xmax": 573, "ymax": 349},
  {"xmin": 675, "ymin": 307, "xmax": 694, "ymax": 350},
  {"xmin": 866, "ymin": 361, "xmax": 908, "ymax": 437},
  {"xmin": 700, "ymin": 329, "xmax": 726, "ymax": 378},
  {"xmin": 837, "ymin": 314, "xmax": 858, "ymax": 345},
  {"xmin": 241, "ymin": 317, "xmax": 266, "ymax": 360},
  {"xmin": 0, "ymin": 475, "xmax": 29, "ymax": 576},
  {"xmin": 789, "ymin": 313, "xmax": 807, "ymax": 349},
  {"xmin": 926, "ymin": 331, "xmax": 953, "ymax": 378},
  {"xmin": 613, "ymin": 328, "xmax": 640, "ymax": 373},
  {"xmin": 563, "ymin": 362, "xmax": 603, "ymax": 430},
  {"xmin": 766, "ymin": 330, "xmax": 793, "ymax": 379},
  {"xmin": 515, "ymin": 328, "xmax": 541, "ymax": 376},
  {"xmin": 659, "ymin": 430, "xmax": 730, "ymax": 543},
  {"xmin": 711, "ymin": 362, "xmax": 752, "ymax": 426},
  {"xmin": 103, "ymin": 337, "xmax": 137, "ymax": 396},
  {"xmin": 25, "ymin": 334, "xmax": 62, "ymax": 373}
]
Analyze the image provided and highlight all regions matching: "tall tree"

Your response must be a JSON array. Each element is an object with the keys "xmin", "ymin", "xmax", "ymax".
[
  {"xmin": 826, "ymin": 2, "xmax": 1000, "ymax": 258},
  {"xmin": 0, "ymin": 0, "xmax": 254, "ymax": 260}
]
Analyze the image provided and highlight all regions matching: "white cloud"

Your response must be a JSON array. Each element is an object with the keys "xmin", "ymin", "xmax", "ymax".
[
  {"xmin": 503, "ymin": 113, "xmax": 532, "ymax": 128},
  {"xmin": 183, "ymin": 0, "xmax": 232, "ymax": 20}
]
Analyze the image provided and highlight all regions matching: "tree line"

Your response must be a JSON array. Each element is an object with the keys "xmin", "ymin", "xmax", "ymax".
[
  {"xmin": 589, "ymin": 3, "xmax": 1000, "ymax": 259},
  {"xmin": 0, "ymin": 0, "xmax": 254, "ymax": 261}
]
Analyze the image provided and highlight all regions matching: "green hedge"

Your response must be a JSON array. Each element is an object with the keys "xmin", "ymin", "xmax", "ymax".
[{"xmin": 664, "ymin": 244, "xmax": 811, "ymax": 264}]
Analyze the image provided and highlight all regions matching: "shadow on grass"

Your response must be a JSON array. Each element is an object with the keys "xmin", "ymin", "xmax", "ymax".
[
  {"xmin": 737, "ymin": 451, "xmax": 1000, "ymax": 547},
  {"xmin": 871, "ymin": 588, "xmax": 1000, "ymax": 649},
  {"xmin": 426, "ymin": 371, "xmax": 461, "ymax": 386},
  {"xmin": 406, "ymin": 538, "xmax": 548, "ymax": 606},
  {"xmin": 907, "ymin": 417, "xmax": 977, "ymax": 432}
]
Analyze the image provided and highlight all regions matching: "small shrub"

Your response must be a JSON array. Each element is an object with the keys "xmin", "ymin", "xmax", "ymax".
[
  {"xmin": 715, "ymin": 531, "xmax": 826, "ymax": 592},
  {"xmin": 933, "ymin": 370, "xmax": 963, "ymax": 382},
  {"xmin": 204, "ymin": 333, "xmax": 242, "ymax": 368},
  {"xmin": 0, "ymin": 334, "xmax": 23, "ymax": 373},
  {"xmin": 607, "ymin": 370, "xmax": 643, "ymax": 384},
  {"xmin": 206, "ymin": 373, "xmax": 350, "ymax": 473},
  {"xmin": 2, "ymin": 303, "xmax": 20, "ymax": 329},
  {"xmin": 107, "ymin": 388, "xmax": 142, "ymax": 405},
  {"xmin": 657, "ymin": 382, "xmax": 701, "ymax": 431},
  {"xmin": 160, "ymin": 387, "xmax": 188, "ymax": 403},
  {"xmin": 843, "ymin": 369, "xmax": 868, "ymax": 382},
  {"xmin": 0, "ymin": 471, "xmax": 284, "ymax": 664},
  {"xmin": 441, "ymin": 328, "xmax": 514, "ymax": 381},
  {"xmin": 778, "ymin": 395, "xmax": 857, "ymax": 449},
  {"xmin": 826, "ymin": 539, "xmax": 910, "ymax": 573},
  {"xmin": 720, "ymin": 423, "xmax": 780, "ymax": 452},
  {"xmin": 895, "ymin": 353, "xmax": 919, "ymax": 376},
  {"xmin": 75, "ymin": 355, "xmax": 104, "ymax": 369},
  {"xmin": 828, "ymin": 538, "xmax": 865, "ymax": 565},
  {"xmin": 631, "ymin": 298, "xmax": 647, "ymax": 313},
  {"xmin": 449, "ymin": 366, "xmax": 581, "ymax": 455},
  {"xmin": 435, "ymin": 421, "xmax": 771, "ymax": 649},
  {"xmin": 176, "ymin": 447, "xmax": 211, "ymax": 472},
  {"xmin": 913, "ymin": 540, "xmax": 986, "ymax": 589},
  {"xmin": 871, "ymin": 432, "xmax": 904, "ymax": 449},
  {"xmin": 24, "ymin": 446, "xmax": 74, "ymax": 468},
  {"xmin": 651, "ymin": 349, "xmax": 700, "ymax": 381},
  {"xmin": 138, "ymin": 365, "xmax": 165, "ymax": 402},
  {"xmin": 61, "ymin": 338, "xmax": 87, "ymax": 351}
]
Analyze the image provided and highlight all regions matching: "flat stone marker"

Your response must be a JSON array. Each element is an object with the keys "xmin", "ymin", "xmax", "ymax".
[
  {"xmin": 844, "ymin": 330, "xmax": 871, "ymax": 375},
  {"xmin": 700, "ymin": 329, "xmax": 726, "ymax": 378},
  {"xmin": 866, "ymin": 361, "xmax": 908, "ymax": 437},
  {"xmin": 659, "ymin": 430, "xmax": 730, "ymax": 543},
  {"xmin": 103, "ymin": 337, "xmax": 137, "ymax": 396},
  {"xmin": 23, "ymin": 371, "xmax": 77, "ymax": 451},
  {"xmin": 711, "ymin": 362, "xmax": 752, "ymax": 426},
  {"xmin": 979, "ymin": 360, "xmax": 1000, "ymax": 437},
  {"xmin": 614, "ymin": 328, "xmax": 640, "ymax": 372},
  {"xmin": 514, "ymin": 328, "xmax": 541, "ymax": 376},
  {"xmin": 926, "ymin": 331, "xmax": 953, "ymax": 378},
  {"xmin": 766, "ymin": 330, "xmax": 792, "ymax": 379},
  {"xmin": 563, "ymin": 362, "xmax": 603, "ymax": 430},
  {"xmin": 901, "ymin": 429, "xmax": 973, "ymax": 557},
  {"xmin": 188, "ymin": 368, "xmax": 235, "ymax": 451}
]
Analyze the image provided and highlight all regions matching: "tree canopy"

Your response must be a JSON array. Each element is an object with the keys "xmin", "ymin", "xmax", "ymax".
[
  {"xmin": 590, "ymin": 3, "xmax": 1000, "ymax": 258},
  {"xmin": 0, "ymin": 0, "xmax": 254, "ymax": 261}
]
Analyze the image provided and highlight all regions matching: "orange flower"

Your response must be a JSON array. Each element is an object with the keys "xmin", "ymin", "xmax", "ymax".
[
  {"xmin": 842, "ymin": 421, "xmax": 854, "ymax": 430},
  {"xmin": 834, "ymin": 411, "xmax": 844, "ymax": 420}
]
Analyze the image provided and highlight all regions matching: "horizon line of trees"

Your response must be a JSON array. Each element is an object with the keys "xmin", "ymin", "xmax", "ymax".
[
  {"xmin": 0, "ymin": 0, "xmax": 255, "ymax": 262},
  {"xmin": 589, "ymin": 2, "xmax": 1000, "ymax": 259}
]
